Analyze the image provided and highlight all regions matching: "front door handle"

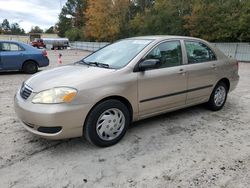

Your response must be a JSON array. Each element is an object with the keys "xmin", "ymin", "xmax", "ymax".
[{"xmin": 178, "ymin": 69, "xmax": 186, "ymax": 75}]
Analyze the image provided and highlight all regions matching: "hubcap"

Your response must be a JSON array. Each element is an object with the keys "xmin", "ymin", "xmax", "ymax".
[
  {"xmin": 27, "ymin": 64, "xmax": 36, "ymax": 73},
  {"xmin": 29, "ymin": 66, "xmax": 36, "ymax": 72},
  {"xmin": 96, "ymin": 108, "xmax": 125, "ymax": 141},
  {"xmin": 214, "ymin": 86, "xmax": 226, "ymax": 107}
]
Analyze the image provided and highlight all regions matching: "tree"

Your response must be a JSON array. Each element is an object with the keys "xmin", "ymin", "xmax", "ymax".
[
  {"xmin": 56, "ymin": 0, "xmax": 87, "ymax": 38},
  {"xmin": 45, "ymin": 26, "xmax": 55, "ymax": 34},
  {"xmin": 130, "ymin": 0, "xmax": 192, "ymax": 36},
  {"xmin": 10, "ymin": 23, "xmax": 25, "ymax": 35},
  {"xmin": 29, "ymin": 26, "xmax": 43, "ymax": 33},
  {"xmin": 54, "ymin": 0, "xmax": 250, "ymax": 42},
  {"xmin": 1, "ymin": 19, "xmax": 10, "ymax": 33},
  {"xmin": 235, "ymin": 0, "xmax": 250, "ymax": 41},
  {"xmin": 1, "ymin": 19, "xmax": 25, "ymax": 35},
  {"xmin": 65, "ymin": 28, "xmax": 82, "ymax": 41},
  {"xmin": 84, "ymin": 0, "xmax": 130, "ymax": 41},
  {"xmin": 184, "ymin": 0, "xmax": 248, "ymax": 42},
  {"xmin": 133, "ymin": 0, "xmax": 154, "ymax": 13}
]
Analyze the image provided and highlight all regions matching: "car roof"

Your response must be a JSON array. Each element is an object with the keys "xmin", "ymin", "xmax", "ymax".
[
  {"xmin": 0, "ymin": 40, "xmax": 29, "ymax": 45},
  {"xmin": 127, "ymin": 35, "xmax": 207, "ymax": 42},
  {"xmin": 0, "ymin": 40, "xmax": 21, "ymax": 43}
]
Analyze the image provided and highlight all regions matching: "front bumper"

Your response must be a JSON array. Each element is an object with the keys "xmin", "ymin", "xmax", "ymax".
[{"xmin": 14, "ymin": 91, "xmax": 92, "ymax": 139}]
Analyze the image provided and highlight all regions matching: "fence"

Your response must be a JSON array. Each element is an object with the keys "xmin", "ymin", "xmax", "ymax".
[
  {"xmin": 70, "ymin": 41, "xmax": 110, "ymax": 52},
  {"xmin": 70, "ymin": 41, "xmax": 250, "ymax": 62},
  {"xmin": 212, "ymin": 43, "xmax": 250, "ymax": 62}
]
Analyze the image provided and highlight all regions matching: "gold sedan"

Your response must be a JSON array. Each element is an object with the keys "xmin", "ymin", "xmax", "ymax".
[{"xmin": 14, "ymin": 36, "xmax": 239, "ymax": 147}]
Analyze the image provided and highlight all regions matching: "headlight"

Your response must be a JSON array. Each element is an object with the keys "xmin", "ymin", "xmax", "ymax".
[{"xmin": 32, "ymin": 87, "xmax": 77, "ymax": 104}]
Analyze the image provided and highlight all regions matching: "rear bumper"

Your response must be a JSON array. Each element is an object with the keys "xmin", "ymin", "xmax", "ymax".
[
  {"xmin": 39, "ymin": 58, "xmax": 49, "ymax": 67},
  {"xmin": 230, "ymin": 74, "xmax": 239, "ymax": 92},
  {"xmin": 14, "ymin": 91, "xmax": 92, "ymax": 139}
]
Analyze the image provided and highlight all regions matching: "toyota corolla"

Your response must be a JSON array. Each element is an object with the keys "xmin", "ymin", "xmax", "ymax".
[{"xmin": 14, "ymin": 36, "xmax": 239, "ymax": 147}]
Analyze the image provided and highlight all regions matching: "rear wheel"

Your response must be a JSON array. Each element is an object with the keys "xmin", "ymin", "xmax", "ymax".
[
  {"xmin": 207, "ymin": 82, "xmax": 228, "ymax": 111},
  {"xmin": 84, "ymin": 99, "xmax": 130, "ymax": 147},
  {"xmin": 22, "ymin": 61, "xmax": 38, "ymax": 74}
]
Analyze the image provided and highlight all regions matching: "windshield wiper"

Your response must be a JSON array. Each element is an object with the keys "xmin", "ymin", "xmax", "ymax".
[
  {"xmin": 77, "ymin": 59, "xmax": 89, "ymax": 65},
  {"xmin": 88, "ymin": 62, "xmax": 110, "ymax": 69},
  {"xmin": 77, "ymin": 60, "xmax": 110, "ymax": 69}
]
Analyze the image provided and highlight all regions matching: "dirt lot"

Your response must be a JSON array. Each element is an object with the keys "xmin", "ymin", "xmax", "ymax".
[{"xmin": 0, "ymin": 50, "xmax": 250, "ymax": 188}]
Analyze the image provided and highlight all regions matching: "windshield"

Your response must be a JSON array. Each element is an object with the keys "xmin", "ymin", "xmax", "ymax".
[{"xmin": 83, "ymin": 39, "xmax": 152, "ymax": 69}]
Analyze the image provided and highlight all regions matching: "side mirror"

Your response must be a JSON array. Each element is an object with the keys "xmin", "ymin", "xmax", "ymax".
[{"xmin": 138, "ymin": 59, "xmax": 161, "ymax": 71}]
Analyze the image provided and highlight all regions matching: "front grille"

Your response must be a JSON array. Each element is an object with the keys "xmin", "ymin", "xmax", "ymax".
[{"xmin": 20, "ymin": 84, "xmax": 33, "ymax": 100}]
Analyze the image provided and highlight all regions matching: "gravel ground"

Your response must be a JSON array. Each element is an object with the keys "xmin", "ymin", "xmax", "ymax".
[{"xmin": 0, "ymin": 50, "xmax": 250, "ymax": 188}]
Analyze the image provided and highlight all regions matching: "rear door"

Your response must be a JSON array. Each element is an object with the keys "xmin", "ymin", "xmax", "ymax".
[
  {"xmin": 137, "ymin": 40, "xmax": 188, "ymax": 117},
  {"xmin": 184, "ymin": 40, "xmax": 218, "ymax": 104},
  {"xmin": 1, "ymin": 42, "xmax": 25, "ymax": 70}
]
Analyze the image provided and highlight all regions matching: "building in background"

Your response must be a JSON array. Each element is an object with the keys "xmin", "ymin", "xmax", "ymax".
[{"xmin": 0, "ymin": 33, "xmax": 59, "ymax": 43}]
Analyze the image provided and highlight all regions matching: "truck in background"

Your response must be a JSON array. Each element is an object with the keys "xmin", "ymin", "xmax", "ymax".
[
  {"xmin": 29, "ymin": 33, "xmax": 70, "ymax": 50},
  {"xmin": 42, "ymin": 38, "xmax": 70, "ymax": 50},
  {"xmin": 31, "ymin": 38, "xmax": 46, "ymax": 48}
]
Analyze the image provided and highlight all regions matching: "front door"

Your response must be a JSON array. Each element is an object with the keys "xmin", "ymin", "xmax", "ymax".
[
  {"xmin": 184, "ymin": 40, "xmax": 218, "ymax": 104},
  {"xmin": 137, "ymin": 40, "xmax": 188, "ymax": 118},
  {"xmin": 1, "ymin": 42, "xmax": 25, "ymax": 70}
]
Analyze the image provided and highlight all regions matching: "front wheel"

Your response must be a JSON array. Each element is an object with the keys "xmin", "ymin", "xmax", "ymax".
[
  {"xmin": 84, "ymin": 100, "xmax": 130, "ymax": 147},
  {"xmin": 207, "ymin": 82, "xmax": 228, "ymax": 111}
]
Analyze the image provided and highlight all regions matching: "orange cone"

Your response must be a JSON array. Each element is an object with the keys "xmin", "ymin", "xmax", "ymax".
[{"xmin": 58, "ymin": 53, "xmax": 62, "ymax": 64}]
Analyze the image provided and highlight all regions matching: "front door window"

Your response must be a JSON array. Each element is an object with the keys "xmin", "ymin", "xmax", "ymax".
[{"xmin": 145, "ymin": 41, "xmax": 183, "ymax": 68}]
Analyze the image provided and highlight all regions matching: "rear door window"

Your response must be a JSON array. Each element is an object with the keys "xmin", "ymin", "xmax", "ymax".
[
  {"xmin": 185, "ymin": 41, "xmax": 216, "ymax": 64},
  {"xmin": 1, "ymin": 43, "xmax": 22, "ymax": 51}
]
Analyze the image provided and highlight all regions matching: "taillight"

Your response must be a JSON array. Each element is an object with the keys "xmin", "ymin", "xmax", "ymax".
[{"xmin": 42, "ymin": 50, "xmax": 47, "ymax": 57}]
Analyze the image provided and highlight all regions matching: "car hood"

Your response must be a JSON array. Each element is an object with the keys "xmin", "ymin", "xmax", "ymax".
[{"xmin": 25, "ymin": 64, "xmax": 116, "ymax": 92}]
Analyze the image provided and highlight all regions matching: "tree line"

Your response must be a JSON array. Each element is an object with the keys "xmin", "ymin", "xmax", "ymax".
[
  {"xmin": 1, "ymin": 0, "xmax": 250, "ymax": 42},
  {"xmin": 0, "ymin": 19, "xmax": 56, "ymax": 35},
  {"xmin": 0, "ymin": 19, "xmax": 25, "ymax": 35},
  {"xmin": 57, "ymin": 0, "xmax": 250, "ymax": 42}
]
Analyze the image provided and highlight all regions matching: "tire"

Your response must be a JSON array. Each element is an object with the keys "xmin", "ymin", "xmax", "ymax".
[
  {"xmin": 84, "ymin": 99, "xmax": 130, "ymax": 147},
  {"xmin": 22, "ymin": 61, "xmax": 38, "ymax": 74},
  {"xmin": 207, "ymin": 82, "xmax": 228, "ymax": 111}
]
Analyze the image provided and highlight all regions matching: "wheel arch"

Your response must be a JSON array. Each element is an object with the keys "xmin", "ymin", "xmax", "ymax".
[
  {"xmin": 22, "ymin": 59, "xmax": 39, "ymax": 70},
  {"xmin": 217, "ymin": 78, "xmax": 230, "ymax": 91},
  {"xmin": 85, "ymin": 95, "xmax": 134, "ymax": 125}
]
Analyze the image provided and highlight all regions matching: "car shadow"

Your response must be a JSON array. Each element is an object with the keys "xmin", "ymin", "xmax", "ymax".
[
  {"xmin": 0, "ymin": 70, "xmax": 42, "ymax": 75},
  {"xmin": 30, "ymin": 104, "xmax": 208, "ymax": 154},
  {"xmin": 0, "ymin": 71, "xmax": 24, "ymax": 75},
  {"xmin": 130, "ymin": 104, "xmax": 207, "ymax": 130}
]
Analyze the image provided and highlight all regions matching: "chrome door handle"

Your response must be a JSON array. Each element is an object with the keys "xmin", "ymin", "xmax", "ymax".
[
  {"xmin": 178, "ymin": 69, "xmax": 186, "ymax": 75},
  {"xmin": 211, "ymin": 64, "xmax": 217, "ymax": 69}
]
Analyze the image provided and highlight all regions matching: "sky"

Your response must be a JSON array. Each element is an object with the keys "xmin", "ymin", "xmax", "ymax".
[{"xmin": 0, "ymin": 0, "xmax": 67, "ymax": 32}]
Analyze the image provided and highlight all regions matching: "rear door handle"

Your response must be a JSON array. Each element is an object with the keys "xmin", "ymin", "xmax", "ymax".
[{"xmin": 211, "ymin": 64, "xmax": 217, "ymax": 69}]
